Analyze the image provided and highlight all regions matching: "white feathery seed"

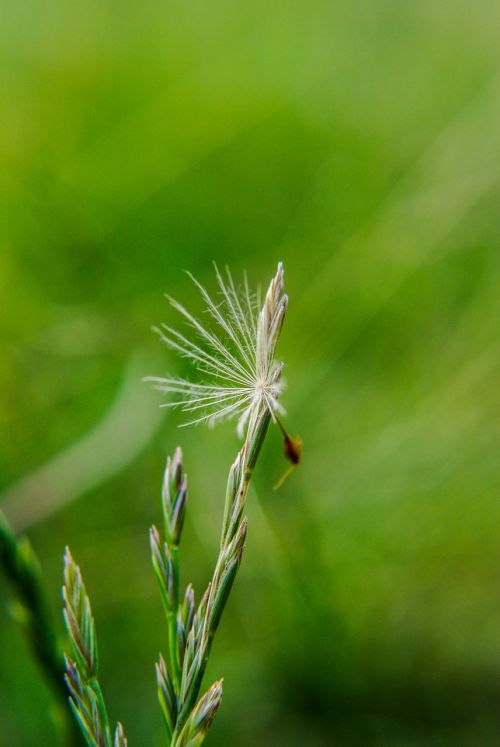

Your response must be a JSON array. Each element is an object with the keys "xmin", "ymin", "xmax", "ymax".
[{"xmin": 146, "ymin": 263, "xmax": 287, "ymax": 436}]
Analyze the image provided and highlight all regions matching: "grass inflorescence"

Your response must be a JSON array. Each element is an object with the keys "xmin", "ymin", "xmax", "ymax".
[{"xmin": 62, "ymin": 263, "xmax": 290, "ymax": 746}]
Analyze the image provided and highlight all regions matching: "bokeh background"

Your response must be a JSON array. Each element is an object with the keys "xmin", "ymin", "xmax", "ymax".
[{"xmin": 1, "ymin": 1, "xmax": 500, "ymax": 745}]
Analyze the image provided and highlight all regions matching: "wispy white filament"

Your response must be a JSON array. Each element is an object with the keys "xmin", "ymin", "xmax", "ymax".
[{"xmin": 147, "ymin": 263, "xmax": 287, "ymax": 436}]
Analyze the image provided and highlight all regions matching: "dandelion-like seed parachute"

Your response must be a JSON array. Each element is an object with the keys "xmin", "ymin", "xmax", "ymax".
[{"xmin": 146, "ymin": 263, "xmax": 288, "ymax": 437}]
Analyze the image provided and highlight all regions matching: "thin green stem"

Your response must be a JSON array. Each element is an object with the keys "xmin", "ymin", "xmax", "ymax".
[{"xmin": 0, "ymin": 511, "xmax": 84, "ymax": 747}]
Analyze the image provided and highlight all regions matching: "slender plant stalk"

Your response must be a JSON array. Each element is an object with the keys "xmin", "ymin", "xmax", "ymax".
[{"xmin": 0, "ymin": 510, "xmax": 85, "ymax": 747}]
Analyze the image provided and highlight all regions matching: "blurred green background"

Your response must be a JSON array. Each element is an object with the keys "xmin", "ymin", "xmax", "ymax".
[{"xmin": 1, "ymin": 1, "xmax": 499, "ymax": 745}]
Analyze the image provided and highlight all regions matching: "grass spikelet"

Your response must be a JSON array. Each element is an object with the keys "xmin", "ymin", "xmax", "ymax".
[{"xmin": 62, "ymin": 548, "xmax": 126, "ymax": 747}]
